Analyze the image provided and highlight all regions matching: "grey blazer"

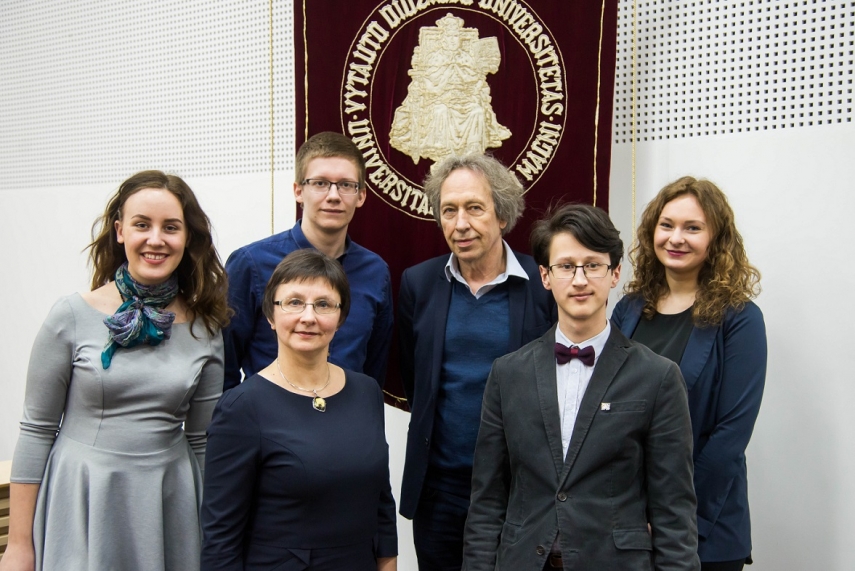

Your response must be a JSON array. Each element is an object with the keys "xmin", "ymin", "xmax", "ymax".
[{"xmin": 463, "ymin": 325, "xmax": 701, "ymax": 571}]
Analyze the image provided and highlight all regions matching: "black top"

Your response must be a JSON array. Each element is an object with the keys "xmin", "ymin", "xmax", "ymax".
[
  {"xmin": 200, "ymin": 371, "xmax": 397, "ymax": 570},
  {"xmin": 631, "ymin": 305, "xmax": 695, "ymax": 365}
]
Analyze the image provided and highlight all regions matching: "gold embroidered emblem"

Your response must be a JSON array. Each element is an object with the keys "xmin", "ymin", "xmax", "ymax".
[
  {"xmin": 339, "ymin": 2, "xmax": 568, "ymax": 219},
  {"xmin": 389, "ymin": 14, "xmax": 511, "ymax": 168}
]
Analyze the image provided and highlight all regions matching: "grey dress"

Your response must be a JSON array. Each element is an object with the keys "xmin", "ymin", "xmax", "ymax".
[{"xmin": 10, "ymin": 293, "xmax": 224, "ymax": 571}]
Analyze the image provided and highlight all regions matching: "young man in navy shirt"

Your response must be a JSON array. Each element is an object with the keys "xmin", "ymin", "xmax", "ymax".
[{"xmin": 223, "ymin": 132, "xmax": 393, "ymax": 389}]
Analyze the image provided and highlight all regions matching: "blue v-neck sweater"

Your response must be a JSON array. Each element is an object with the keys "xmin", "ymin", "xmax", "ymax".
[{"xmin": 430, "ymin": 280, "xmax": 510, "ymax": 475}]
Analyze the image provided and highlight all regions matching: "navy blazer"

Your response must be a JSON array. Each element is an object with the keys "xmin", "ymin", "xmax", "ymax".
[
  {"xmin": 611, "ymin": 295, "xmax": 766, "ymax": 562},
  {"xmin": 397, "ymin": 252, "xmax": 555, "ymax": 518}
]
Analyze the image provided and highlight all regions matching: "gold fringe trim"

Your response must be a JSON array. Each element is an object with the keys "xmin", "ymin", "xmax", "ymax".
[
  {"xmin": 592, "ymin": 0, "xmax": 607, "ymax": 207},
  {"xmin": 631, "ymin": 0, "xmax": 638, "ymax": 247},
  {"xmin": 269, "ymin": 0, "xmax": 275, "ymax": 235}
]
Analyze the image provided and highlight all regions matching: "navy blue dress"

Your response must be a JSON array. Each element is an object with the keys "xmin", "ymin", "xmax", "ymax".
[{"xmin": 200, "ymin": 371, "xmax": 397, "ymax": 570}]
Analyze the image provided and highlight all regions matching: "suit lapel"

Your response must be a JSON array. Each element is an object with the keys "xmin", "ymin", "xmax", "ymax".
[
  {"xmin": 616, "ymin": 300, "xmax": 642, "ymax": 338},
  {"xmin": 679, "ymin": 324, "xmax": 716, "ymax": 392},
  {"xmin": 428, "ymin": 269, "xmax": 453, "ymax": 397},
  {"xmin": 533, "ymin": 325, "xmax": 566, "ymax": 478},
  {"xmin": 559, "ymin": 328, "xmax": 629, "ymax": 485}
]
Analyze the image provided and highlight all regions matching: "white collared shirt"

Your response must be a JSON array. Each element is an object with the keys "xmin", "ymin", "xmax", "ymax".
[
  {"xmin": 444, "ymin": 241, "xmax": 529, "ymax": 299},
  {"xmin": 555, "ymin": 321, "xmax": 611, "ymax": 458}
]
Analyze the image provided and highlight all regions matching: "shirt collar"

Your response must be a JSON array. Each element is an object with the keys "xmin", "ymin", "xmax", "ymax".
[
  {"xmin": 555, "ymin": 320, "xmax": 611, "ymax": 367},
  {"xmin": 293, "ymin": 219, "xmax": 352, "ymax": 260},
  {"xmin": 444, "ymin": 240, "xmax": 529, "ymax": 285}
]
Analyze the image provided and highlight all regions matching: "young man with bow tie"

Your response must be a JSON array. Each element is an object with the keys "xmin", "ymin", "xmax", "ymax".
[{"xmin": 462, "ymin": 203, "xmax": 700, "ymax": 571}]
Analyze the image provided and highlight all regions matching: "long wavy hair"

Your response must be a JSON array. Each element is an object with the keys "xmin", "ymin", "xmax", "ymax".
[
  {"xmin": 625, "ymin": 176, "xmax": 761, "ymax": 326},
  {"xmin": 87, "ymin": 170, "xmax": 232, "ymax": 334}
]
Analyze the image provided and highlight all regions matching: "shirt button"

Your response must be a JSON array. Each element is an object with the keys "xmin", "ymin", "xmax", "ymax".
[
  {"xmin": 424, "ymin": 437, "xmax": 429, "ymax": 447},
  {"xmin": 536, "ymin": 545, "xmax": 546, "ymax": 555},
  {"xmin": 557, "ymin": 492, "xmax": 567, "ymax": 502}
]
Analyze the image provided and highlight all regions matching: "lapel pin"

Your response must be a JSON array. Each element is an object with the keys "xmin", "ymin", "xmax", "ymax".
[{"xmin": 601, "ymin": 402, "xmax": 611, "ymax": 411}]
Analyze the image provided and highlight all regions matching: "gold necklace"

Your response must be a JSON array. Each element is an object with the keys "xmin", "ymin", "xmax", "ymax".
[{"xmin": 276, "ymin": 358, "xmax": 331, "ymax": 412}]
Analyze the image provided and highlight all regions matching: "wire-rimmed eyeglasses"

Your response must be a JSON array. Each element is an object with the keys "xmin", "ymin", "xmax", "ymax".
[
  {"xmin": 274, "ymin": 298, "xmax": 341, "ymax": 315},
  {"xmin": 301, "ymin": 178, "xmax": 362, "ymax": 195},
  {"xmin": 547, "ymin": 263, "xmax": 612, "ymax": 279}
]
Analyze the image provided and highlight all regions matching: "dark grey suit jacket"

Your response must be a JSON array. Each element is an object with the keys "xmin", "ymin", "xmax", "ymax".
[{"xmin": 463, "ymin": 325, "xmax": 700, "ymax": 571}]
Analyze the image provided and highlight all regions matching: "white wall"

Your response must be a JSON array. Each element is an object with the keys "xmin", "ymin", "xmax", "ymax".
[{"xmin": 0, "ymin": 0, "xmax": 297, "ymax": 458}]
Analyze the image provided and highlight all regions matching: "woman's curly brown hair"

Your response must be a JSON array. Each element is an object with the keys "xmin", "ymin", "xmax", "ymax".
[
  {"xmin": 87, "ymin": 170, "xmax": 232, "ymax": 335},
  {"xmin": 625, "ymin": 176, "xmax": 761, "ymax": 326}
]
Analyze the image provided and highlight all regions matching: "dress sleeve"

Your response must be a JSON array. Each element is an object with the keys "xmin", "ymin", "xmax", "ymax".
[
  {"xmin": 222, "ymin": 248, "xmax": 260, "ymax": 391},
  {"xmin": 462, "ymin": 363, "xmax": 510, "ymax": 571},
  {"xmin": 362, "ymin": 267, "xmax": 394, "ymax": 388},
  {"xmin": 373, "ymin": 386, "xmax": 398, "ymax": 558},
  {"xmin": 11, "ymin": 297, "xmax": 77, "ymax": 483},
  {"xmin": 184, "ymin": 330, "xmax": 224, "ymax": 474},
  {"xmin": 200, "ymin": 387, "xmax": 261, "ymax": 571},
  {"xmin": 693, "ymin": 304, "xmax": 767, "ymax": 537}
]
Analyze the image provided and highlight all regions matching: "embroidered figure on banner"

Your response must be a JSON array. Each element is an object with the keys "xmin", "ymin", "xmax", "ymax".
[{"xmin": 390, "ymin": 14, "xmax": 511, "ymax": 168}]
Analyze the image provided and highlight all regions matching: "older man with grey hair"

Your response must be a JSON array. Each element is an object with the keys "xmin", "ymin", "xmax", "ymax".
[{"xmin": 398, "ymin": 153, "xmax": 556, "ymax": 571}]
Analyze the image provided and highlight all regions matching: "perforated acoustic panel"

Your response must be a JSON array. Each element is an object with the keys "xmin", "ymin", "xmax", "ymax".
[
  {"xmin": 613, "ymin": 0, "xmax": 854, "ymax": 142},
  {"xmin": 0, "ymin": 0, "xmax": 295, "ymax": 189}
]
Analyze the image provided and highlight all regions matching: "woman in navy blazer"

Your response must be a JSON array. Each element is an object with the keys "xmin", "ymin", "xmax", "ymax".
[
  {"xmin": 200, "ymin": 250, "xmax": 397, "ymax": 571},
  {"xmin": 611, "ymin": 176, "xmax": 766, "ymax": 571}
]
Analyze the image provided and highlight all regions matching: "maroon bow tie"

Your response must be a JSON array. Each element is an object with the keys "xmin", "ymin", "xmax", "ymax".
[{"xmin": 554, "ymin": 343, "xmax": 595, "ymax": 366}]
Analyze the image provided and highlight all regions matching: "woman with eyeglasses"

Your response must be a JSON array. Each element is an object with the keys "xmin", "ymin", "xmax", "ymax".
[
  {"xmin": 611, "ymin": 176, "xmax": 766, "ymax": 571},
  {"xmin": 201, "ymin": 249, "xmax": 397, "ymax": 571},
  {"xmin": 0, "ymin": 171, "xmax": 230, "ymax": 571}
]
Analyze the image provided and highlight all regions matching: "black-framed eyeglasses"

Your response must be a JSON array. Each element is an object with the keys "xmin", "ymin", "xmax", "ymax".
[
  {"xmin": 274, "ymin": 298, "xmax": 341, "ymax": 315},
  {"xmin": 548, "ymin": 263, "xmax": 612, "ymax": 279},
  {"xmin": 301, "ymin": 178, "xmax": 362, "ymax": 195}
]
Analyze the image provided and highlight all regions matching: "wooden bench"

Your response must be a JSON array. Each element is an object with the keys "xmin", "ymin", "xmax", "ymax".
[{"xmin": 0, "ymin": 460, "xmax": 10, "ymax": 554}]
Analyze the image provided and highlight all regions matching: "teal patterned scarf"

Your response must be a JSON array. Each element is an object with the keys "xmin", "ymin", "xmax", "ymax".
[{"xmin": 101, "ymin": 263, "xmax": 179, "ymax": 369}]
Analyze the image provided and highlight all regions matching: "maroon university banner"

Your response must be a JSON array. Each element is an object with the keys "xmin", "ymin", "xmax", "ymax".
[{"xmin": 294, "ymin": 0, "xmax": 619, "ymax": 406}]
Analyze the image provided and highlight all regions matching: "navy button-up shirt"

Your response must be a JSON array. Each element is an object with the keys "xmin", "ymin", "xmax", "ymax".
[{"xmin": 222, "ymin": 220, "xmax": 393, "ymax": 390}]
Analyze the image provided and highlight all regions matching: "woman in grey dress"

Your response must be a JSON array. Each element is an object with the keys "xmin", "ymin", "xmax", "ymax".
[{"xmin": 0, "ymin": 171, "xmax": 231, "ymax": 571}]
